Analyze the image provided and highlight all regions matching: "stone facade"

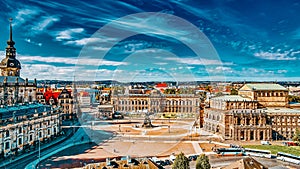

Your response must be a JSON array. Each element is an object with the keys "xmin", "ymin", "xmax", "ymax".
[
  {"xmin": 0, "ymin": 20, "xmax": 62, "ymax": 159},
  {"xmin": 58, "ymin": 88, "xmax": 74, "ymax": 120},
  {"xmin": 0, "ymin": 105, "xmax": 60, "ymax": 157},
  {"xmin": 0, "ymin": 77, "xmax": 36, "ymax": 105},
  {"xmin": 111, "ymin": 91, "xmax": 200, "ymax": 118},
  {"xmin": 238, "ymin": 83, "xmax": 288, "ymax": 107},
  {"xmin": 204, "ymin": 83, "xmax": 300, "ymax": 141}
]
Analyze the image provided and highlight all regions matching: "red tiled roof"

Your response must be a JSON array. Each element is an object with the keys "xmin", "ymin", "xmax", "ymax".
[
  {"xmin": 156, "ymin": 83, "xmax": 168, "ymax": 88},
  {"xmin": 80, "ymin": 91, "xmax": 89, "ymax": 97}
]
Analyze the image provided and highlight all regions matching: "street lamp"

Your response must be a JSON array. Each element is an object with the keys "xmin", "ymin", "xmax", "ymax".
[{"xmin": 38, "ymin": 137, "xmax": 40, "ymax": 168}]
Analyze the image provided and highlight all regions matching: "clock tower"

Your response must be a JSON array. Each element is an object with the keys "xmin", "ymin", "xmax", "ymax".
[{"xmin": 0, "ymin": 18, "xmax": 21, "ymax": 76}]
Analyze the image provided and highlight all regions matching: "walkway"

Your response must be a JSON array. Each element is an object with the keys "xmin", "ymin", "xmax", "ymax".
[{"xmin": 192, "ymin": 142, "xmax": 203, "ymax": 154}]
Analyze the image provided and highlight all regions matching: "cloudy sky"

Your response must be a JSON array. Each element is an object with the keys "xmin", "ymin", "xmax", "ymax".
[{"xmin": 0, "ymin": 0, "xmax": 299, "ymax": 82}]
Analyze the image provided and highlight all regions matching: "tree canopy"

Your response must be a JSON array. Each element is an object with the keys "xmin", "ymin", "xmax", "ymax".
[
  {"xmin": 172, "ymin": 152, "xmax": 189, "ymax": 169},
  {"xmin": 196, "ymin": 154, "xmax": 211, "ymax": 169},
  {"xmin": 292, "ymin": 128, "xmax": 300, "ymax": 143}
]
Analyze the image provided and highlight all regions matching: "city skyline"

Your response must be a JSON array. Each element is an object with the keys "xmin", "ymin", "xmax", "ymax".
[{"xmin": 0, "ymin": 0, "xmax": 299, "ymax": 81}]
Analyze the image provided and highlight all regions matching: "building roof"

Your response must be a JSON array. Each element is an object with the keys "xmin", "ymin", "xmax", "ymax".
[
  {"xmin": 222, "ymin": 157, "xmax": 268, "ymax": 169},
  {"xmin": 264, "ymin": 107, "xmax": 300, "ymax": 114},
  {"xmin": 269, "ymin": 165, "xmax": 290, "ymax": 169},
  {"xmin": 79, "ymin": 91, "xmax": 90, "ymax": 97},
  {"xmin": 211, "ymin": 95, "xmax": 252, "ymax": 101},
  {"xmin": 0, "ymin": 103, "xmax": 51, "ymax": 120},
  {"xmin": 240, "ymin": 83, "xmax": 287, "ymax": 91},
  {"xmin": 0, "ymin": 76, "xmax": 25, "ymax": 83},
  {"xmin": 156, "ymin": 83, "xmax": 168, "ymax": 88},
  {"xmin": 58, "ymin": 88, "xmax": 72, "ymax": 99}
]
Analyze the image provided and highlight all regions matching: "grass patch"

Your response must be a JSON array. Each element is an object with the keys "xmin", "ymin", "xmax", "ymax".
[{"xmin": 243, "ymin": 145, "xmax": 300, "ymax": 156}]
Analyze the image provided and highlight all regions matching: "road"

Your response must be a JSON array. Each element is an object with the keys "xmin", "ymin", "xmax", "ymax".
[
  {"xmin": 24, "ymin": 122, "xmax": 114, "ymax": 169},
  {"xmin": 2, "ymin": 136, "xmax": 69, "ymax": 169}
]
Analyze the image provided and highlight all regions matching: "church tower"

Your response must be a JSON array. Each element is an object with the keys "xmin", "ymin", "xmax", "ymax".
[{"xmin": 0, "ymin": 18, "xmax": 21, "ymax": 76}]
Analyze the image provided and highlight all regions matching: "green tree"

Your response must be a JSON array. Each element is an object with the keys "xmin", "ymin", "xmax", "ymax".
[
  {"xmin": 196, "ymin": 154, "xmax": 211, "ymax": 169},
  {"xmin": 172, "ymin": 152, "xmax": 189, "ymax": 169},
  {"xmin": 164, "ymin": 89, "xmax": 176, "ymax": 94},
  {"xmin": 292, "ymin": 128, "xmax": 300, "ymax": 143},
  {"xmin": 288, "ymin": 95, "xmax": 300, "ymax": 103},
  {"xmin": 230, "ymin": 88, "xmax": 238, "ymax": 95}
]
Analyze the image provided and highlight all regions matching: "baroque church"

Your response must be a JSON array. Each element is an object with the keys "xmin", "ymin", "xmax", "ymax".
[{"xmin": 0, "ymin": 19, "xmax": 61, "ymax": 158}]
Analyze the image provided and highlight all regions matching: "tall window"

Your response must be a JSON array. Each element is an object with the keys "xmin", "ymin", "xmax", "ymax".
[
  {"xmin": 18, "ymin": 137, "xmax": 22, "ymax": 145},
  {"xmin": 5, "ymin": 142, "xmax": 10, "ymax": 150}
]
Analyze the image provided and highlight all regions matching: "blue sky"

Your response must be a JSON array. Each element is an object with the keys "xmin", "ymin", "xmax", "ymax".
[{"xmin": 0, "ymin": 0, "xmax": 299, "ymax": 81}]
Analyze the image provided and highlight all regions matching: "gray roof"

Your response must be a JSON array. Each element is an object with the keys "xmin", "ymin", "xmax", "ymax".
[
  {"xmin": 0, "ymin": 103, "xmax": 51, "ymax": 120},
  {"xmin": 269, "ymin": 166, "xmax": 290, "ymax": 169},
  {"xmin": 0, "ymin": 76, "xmax": 25, "ymax": 83},
  {"xmin": 244, "ymin": 83, "xmax": 287, "ymax": 91},
  {"xmin": 211, "ymin": 95, "xmax": 252, "ymax": 101},
  {"xmin": 264, "ymin": 107, "xmax": 300, "ymax": 114}
]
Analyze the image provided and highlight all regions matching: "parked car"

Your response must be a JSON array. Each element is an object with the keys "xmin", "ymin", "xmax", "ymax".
[
  {"xmin": 261, "ymin": 141, "xmax": 271, "ymax": 145},
  {"xmin": 188, "ymin": 155, "xmax": 199, "ymax": 161}
]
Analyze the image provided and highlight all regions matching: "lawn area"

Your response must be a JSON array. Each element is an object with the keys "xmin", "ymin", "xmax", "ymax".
[{"xmin": 243, "ymin": 145, "xmax": 300, "ymax": 156}]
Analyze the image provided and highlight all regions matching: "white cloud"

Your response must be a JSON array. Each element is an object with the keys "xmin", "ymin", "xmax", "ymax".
[
  {"xmin": 254, "ymin": 51, "xmax": 297, "ymax": 60},
  {"xmin": 154, "ymin": 62, "xmax": 168, "ymax": 65},
  {"xmin": 31, "ymin": 16, "xmax": 60, "ymax": 32},
  {"xmin": 18, "ymin": 55, "xmax": 128, "ymax": 66},
  {"xmin": 291, "ymin": 50, "xmax": 300, "ymax": 56},
  {"xmin": 21, "ymin": 63, "xmax": 126, "ymax": 81},
  {"xmin": 14, "ymin": 8, "xmax": 41, "ymax": 26},
  {"xmin": 277, "ymin": 69, "xmax": 288, "ymax": 73},
  {"xmin": 164, "ymin": 57, "xmax": 234, "ymax": 66},
  {"xmin": 64, "ymin": 36, "xmax": 118, "ymax": 46},
  {"xmin": 21, "ymin": 64, "xmax": 74, "ymax": 80},
  {"xmin": 65, "ymin": 38, "xmax": 102, "ymax": 46},
  {"xmin": 56, "ymin": 28, "xmax": 85, "ymax": 41}
]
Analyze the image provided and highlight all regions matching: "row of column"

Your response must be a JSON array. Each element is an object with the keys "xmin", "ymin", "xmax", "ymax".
[{"xmin": 234, "ymin": 128, "xmax": 271, "ymax": 141}]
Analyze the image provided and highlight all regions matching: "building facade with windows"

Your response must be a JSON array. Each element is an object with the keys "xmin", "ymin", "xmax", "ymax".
[
  {"xmin": 58, "ymin": 88, "xmax": 74, "ymax": 120},
  {"xmin": 238, "ymin": 83, "xmax": 288, "ymax": 108},
  {"xmin": 204, "ymin": 83, "xmax": 300, "ymax": 141},
  {"xmin": 0, "ymin": 19, "xmax": 62, "ymax": 158},
  {"xmin": 111, "ymin": 89, "xmax": 201, "ymax": 119}
]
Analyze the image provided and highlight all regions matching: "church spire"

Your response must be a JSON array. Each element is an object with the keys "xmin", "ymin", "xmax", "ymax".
[
  {"xmin": 7, "ymin": 18, "xmax": 15, "ymax": 48},
  {"xmin": 6, "ymin": 18, "xmax": 16, "ymax": 59},
  {"xmin": 0, "ymin": 18, "xmax": 21, "ymax": 76}
]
